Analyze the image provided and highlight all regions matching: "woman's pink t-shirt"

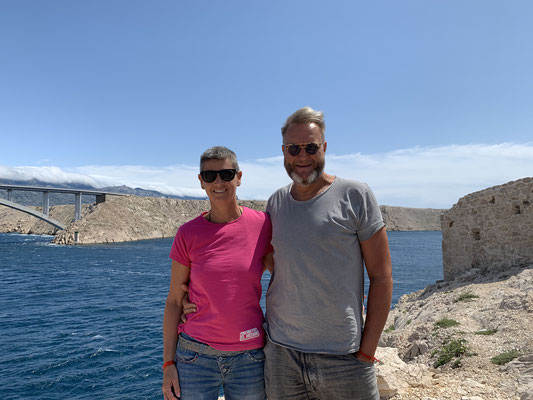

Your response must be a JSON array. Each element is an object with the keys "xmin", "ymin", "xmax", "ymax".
[{"xmin": 169, "ymin": 206, "xmax": 272, "ymax": 351}]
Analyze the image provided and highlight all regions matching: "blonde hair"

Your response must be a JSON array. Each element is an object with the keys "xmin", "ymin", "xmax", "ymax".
[{"xmin": 281, "ymin": 106, "xmax": 325, "ymax": 141}]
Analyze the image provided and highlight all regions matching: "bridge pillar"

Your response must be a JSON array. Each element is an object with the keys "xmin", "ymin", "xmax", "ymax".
[
  {"xmin": 43, "ymin": 191, "xmax": 50, "ymax": 216},
  {"xmin": 7, "ymin": 189, "xmax": 12, "ymax": 201},
  {"xmin": 74, "ymin": 193, "xmax": 81, "ymax": 221}
]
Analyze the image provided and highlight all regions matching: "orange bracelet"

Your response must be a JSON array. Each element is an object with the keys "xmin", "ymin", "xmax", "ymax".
[
  {"xmin": 162, "ymin": 360, "xmax": 176, "ymax": 370},
  {"xmin": 357, "ymin": 350, "xmax": 381, "ymax": 363}
]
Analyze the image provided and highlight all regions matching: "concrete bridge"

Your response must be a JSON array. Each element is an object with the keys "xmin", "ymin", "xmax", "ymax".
[{"xmin": 0, "ymin": 184, "xmax": 126, "ymax": 230}]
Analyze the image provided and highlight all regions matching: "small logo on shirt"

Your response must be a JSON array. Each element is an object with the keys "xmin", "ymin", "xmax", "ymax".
[{"xmin": 240, "ymin": 328, "xmax": 260, "ymax": 341}]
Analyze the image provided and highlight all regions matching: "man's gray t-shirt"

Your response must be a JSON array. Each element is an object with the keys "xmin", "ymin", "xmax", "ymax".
[{"xmin": 265, "ymin": 177, "xmax": 384, "ymax": 355}]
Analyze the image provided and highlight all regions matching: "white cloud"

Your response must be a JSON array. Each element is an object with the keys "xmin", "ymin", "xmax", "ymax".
[
  {"xmin": 0, "ymin": 165, "xmax": 105, "ymax": 187},
  {"xmin": 71, "ymin": 165, "xmax": 206, "ymax": 198},
  {"xmin": 1, "ymin": 143, "xmax": 532, "ymax": 208},
  {"xmin": 326, "ymin": 143, "xmax": 533, "ymax": 208}
]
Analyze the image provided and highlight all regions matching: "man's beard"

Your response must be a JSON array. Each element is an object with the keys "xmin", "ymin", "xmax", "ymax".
[{"xmin": 285, "ymin": 159, "xmax": 325, "ymax": 186}]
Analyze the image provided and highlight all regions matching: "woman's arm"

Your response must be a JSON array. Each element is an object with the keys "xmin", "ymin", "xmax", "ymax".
[{"xmin": 162, "ymin": 260, "xmax": 190, "ymax": 400}]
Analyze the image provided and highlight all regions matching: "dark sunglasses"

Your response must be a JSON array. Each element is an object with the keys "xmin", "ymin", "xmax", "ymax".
[
  {"xmin": 284, "ymin": 142, "xmax": 323, "ymax": 156},
  {"xmin": 200, "ymin": 169, "xmax": 237, "ymax": 183}
]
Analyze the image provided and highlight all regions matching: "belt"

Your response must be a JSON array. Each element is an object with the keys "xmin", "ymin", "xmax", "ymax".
[{"xmin": 178, "ymin": 334, "xmax": 249, "ymax": 357}]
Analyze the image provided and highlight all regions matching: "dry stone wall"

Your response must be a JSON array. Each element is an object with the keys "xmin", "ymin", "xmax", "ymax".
[{"xmin": 441, "ymin": 177, "xmax": 533, "ymax": 280}]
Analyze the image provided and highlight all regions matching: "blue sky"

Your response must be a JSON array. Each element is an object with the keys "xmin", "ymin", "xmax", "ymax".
[{"xmin": 1, "ymin": 1, "xmax": 532, "ymax": 208}]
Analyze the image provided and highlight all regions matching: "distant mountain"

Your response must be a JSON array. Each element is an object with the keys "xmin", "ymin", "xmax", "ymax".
[{"xmin": 0, "ymin": 179, "xmax": 203, "ymax": 206}]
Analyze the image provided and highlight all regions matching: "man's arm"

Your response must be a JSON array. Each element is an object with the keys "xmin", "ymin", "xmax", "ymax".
[
  {"xmin": 162, "ymin": 260, "xmax": 190, "ymax": 400},
  {"xmin": 358, "ymin": 227, "xmax": 393, "ymax": 362},
  {"xmin": 262, "ymin": 251, "xmax": 274, "ymax": 273}
]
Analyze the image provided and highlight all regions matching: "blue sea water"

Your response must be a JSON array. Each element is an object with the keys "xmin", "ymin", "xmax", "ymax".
[{"xmin": 0, "ymin": 231, "xmax": 442, "ymax": 399}]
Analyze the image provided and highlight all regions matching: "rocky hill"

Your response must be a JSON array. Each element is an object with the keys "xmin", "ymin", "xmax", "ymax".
[
  {"xmin": 381, "ymin": 205, "xmax": 445, "ymax": 231},
  {"xmin": 0, "ymin": 195, "xmax": 445, "ymax": 243},
  {"xmin": 375, "ymin": 264, "xmax": 532, "ymax": 399}
]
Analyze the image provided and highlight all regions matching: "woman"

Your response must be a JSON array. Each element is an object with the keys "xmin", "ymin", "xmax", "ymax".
[{"xmin": 162, "ymin": 146, "xmax": 272, "ymax": 400}]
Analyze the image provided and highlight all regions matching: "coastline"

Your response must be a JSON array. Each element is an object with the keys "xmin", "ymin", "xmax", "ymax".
[{"xmin": 0, "ymin": 196, "xmax": 446, "ymax": 244}]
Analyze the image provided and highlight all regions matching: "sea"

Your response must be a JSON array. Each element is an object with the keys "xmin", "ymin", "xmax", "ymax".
[{"xmin": 0, "ymin": 231, "xmax": 443, "ymax": 399}]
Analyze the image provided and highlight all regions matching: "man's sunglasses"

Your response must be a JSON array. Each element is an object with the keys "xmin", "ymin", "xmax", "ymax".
[
  {"xmin": 200, "ymin": 169, "xmax": 237, "ymax": 183},
  {"xmin": 283, "ymin": 142, "xmax": 323, "ymax": 156}
]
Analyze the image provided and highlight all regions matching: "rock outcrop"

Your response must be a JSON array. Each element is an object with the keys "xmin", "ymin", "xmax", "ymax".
[
  {"xmin": 378, "ymin": 265, "xmax": 533, "ymax": 399},
  {"xmin": 441, "ymin": 177, "xmax": 533, "ymax": 280}
]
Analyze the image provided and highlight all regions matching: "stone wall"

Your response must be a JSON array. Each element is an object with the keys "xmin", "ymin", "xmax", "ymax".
[{"xmin": 441, "ymin": 177, "xmax": 533, "ymax": 280}]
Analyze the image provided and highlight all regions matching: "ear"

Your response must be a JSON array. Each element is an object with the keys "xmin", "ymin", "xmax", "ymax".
[
  {"xmin": 281, "ymin": 144, "xmax": 285, "ymax": 154},
  {"xmin": 198, "ymin": 174, "xmax": 204, "ymax": 189},
  {"xmin": 236, "ymin": 170, "xmax": 242, "ymax": 186},
  {"xmin": 323, "ymin": 141, "xmax": 327, "ymax": 153}
]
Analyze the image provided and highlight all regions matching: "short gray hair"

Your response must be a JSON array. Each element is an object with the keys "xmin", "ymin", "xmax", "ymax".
[
  {"xmin": 281, "ymin": 106, "xmax": 325, "ymax": 141},
  {"xmin": 200, "ymin": 146, "xmax": 239, "ymax": 171}
]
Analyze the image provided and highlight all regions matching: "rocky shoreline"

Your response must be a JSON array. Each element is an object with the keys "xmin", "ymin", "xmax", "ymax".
[{"xmin": 0, "ymin": 195, "xmax": 445, "ymax": 244}]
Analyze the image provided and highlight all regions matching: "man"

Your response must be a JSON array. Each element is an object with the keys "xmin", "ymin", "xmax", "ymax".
[{"xmin": 263, "ymin": 106, "xmax": 393, "ymax": 399}]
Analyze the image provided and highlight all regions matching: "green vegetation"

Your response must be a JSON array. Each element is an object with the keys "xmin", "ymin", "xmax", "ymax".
[
  {"xmin": 384, "ymin": 325, "xmax": 395, "ymax": 333},
  {"xmin": 452, "ymin": 359, "xmax": 462, "ymax": 368},
  {"xmin": 475, "ymin": 328, "xmax": 498, "ymax": 335},
  {"xmin": 435, "ymin": 318, "xmax": 460, "ymax": 329},
  {"xmin": 434, "ymin": 338, "xmax": 468, "ymax": 368},
  {"xmin": 454, "ymin": 292, "xmax": 480, "ymax": 303},
  {"xmin": 491, "ymin": 350, "xmax": 522, "ymax": 365}
]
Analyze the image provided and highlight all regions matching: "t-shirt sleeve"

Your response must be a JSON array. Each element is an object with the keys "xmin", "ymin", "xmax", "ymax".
[
  {"xmin": 265, "ymin": 195, "xmax": 273, "ymax": 215},
  {"xmin": 169, "ymin": 227, "xmax": 192, "ymax": 267},
  {"xmin": 356, "ymin": 184, "xmax": 385, "ymax": 242}
]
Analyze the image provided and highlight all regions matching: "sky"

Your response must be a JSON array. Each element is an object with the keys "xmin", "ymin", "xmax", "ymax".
[{"xmin": 1, "ymin": 1, "xmax": 532, "ymax": 208}]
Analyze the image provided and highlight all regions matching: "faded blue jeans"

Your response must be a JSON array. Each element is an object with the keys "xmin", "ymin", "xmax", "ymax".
[
  {"xmin": 175, "ymin": 333, "xmax": 266, "ymax": 400},
  {"xmin": 264, "ymin": 338, "xmax": 379, "ymax": 400}
]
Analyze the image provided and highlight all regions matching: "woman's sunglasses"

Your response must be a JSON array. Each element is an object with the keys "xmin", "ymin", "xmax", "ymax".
[
  {"xmin": 284, "ymin": 142, "xmax": 323, "ymax": 156},
  {"xmin": 200, "ymin": 169, "xmax": 237, "ymax": 183}
]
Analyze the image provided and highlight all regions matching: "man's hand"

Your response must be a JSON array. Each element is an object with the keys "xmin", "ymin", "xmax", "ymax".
[
  {"xmin": 180, "ymin": 283, "xmax": 197, "ymax": 323},
  {"xmin": 354, "ymin": 351, "xmax": 376, "ymax": 365},
  {"xmin": 162, "ymin": 364, "xmax": 180, "ymax": 399}
]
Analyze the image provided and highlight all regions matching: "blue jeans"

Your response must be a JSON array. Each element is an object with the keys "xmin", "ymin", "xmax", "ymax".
[
  {"xmin": 175, "ymin": 334, "xmax": 266, "ymax": 400},
  {"xmin": 264, "ymin": 338, "xmax": 379, "ymax": 400}
]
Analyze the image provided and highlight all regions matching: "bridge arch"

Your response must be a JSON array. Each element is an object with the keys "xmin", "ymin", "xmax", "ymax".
[{"xmin": 0, "ymin": 198, "xmax": 65, "ymax": 229}]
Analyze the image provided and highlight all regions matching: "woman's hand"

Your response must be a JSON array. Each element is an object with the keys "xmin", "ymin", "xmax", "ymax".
[{"xmin": 162, "ymin": 364, "xmax": 180, "ymax": 399}]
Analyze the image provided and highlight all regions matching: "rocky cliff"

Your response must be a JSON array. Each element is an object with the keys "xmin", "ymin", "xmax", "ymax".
[{"xmin": 0, "ymin": 196, "xmax": 445, "ymax": 244}]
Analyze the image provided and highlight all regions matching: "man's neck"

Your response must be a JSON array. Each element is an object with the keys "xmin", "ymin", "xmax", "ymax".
[{"xmin": 290, "ymin": 173, "xmax": 335, "ymax": 201}]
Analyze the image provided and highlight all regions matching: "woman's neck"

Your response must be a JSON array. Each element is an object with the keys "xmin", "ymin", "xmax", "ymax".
[{"xmin": 206, "ymin": 202, "xmax": 242, "ymax": 223}]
